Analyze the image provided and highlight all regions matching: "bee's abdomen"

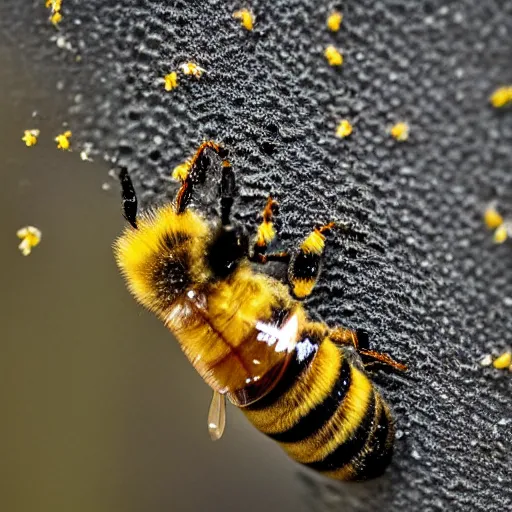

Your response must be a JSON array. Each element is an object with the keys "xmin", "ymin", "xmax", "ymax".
[{"xmin": 243, "ymin": 332, "xmax": 394, "ymax": 481}]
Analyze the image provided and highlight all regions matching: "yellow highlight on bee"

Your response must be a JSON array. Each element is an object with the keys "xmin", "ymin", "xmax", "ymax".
[
  {"xmin": 324, "ymin": 45, "xmax": 343, "ymax": 66},
  {"xmin": 390, "ymin": 122, "xmax": 409, "ymax": 141},
  {"xmin": 336, "ymin": 119, "xmax": 353, "ymax": 138},
  {"xmin": 22, "ymin": 129, "xmax": 40, "ymax": 147},
  {"xmin": 55, "ymin": 130, "xmax": 72, "ymax": 150},
  {"xmin": 256, "ymin": 222, "xmax": 275, "ymax": 247},
  {"xmin": 483, "ymin": 206, "xmax": 503, "ymax": 230},
  {"xmin": 327, "ymin": 11, "xmax": 343, "ymax": 32},
  {"xmin": 490, "ymin": 86, "xmax": 512, "ymax": 108},
  {"xmin": 17, "ymin": 226, "xmax": 42, "ymax": 256},
  {"xmin": 301, "ymin": 230, "xmax": 325, "ymax": 255},
  {"xmin": 493, "ymin": 224, "xmax": 508, "ymax": 244},
  {"xmin": 172, "ymin": 161, "xmax": 191, "ymax": 182},
  {"xmin": 164, "ymin": 71, "xmax": 178, "ymax": 91},
  {"xmin": 233, "ymin": 9, "xmax": 254, "ymax": 31},
  {"xmin": 493, "ymin": 352, "xmax": 512, "ymax": 369}
]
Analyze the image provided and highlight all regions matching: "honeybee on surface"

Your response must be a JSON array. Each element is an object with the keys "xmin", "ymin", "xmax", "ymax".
[{"xmin": 113, "ymin": 141, "xmax": 406, "ymax": 481}]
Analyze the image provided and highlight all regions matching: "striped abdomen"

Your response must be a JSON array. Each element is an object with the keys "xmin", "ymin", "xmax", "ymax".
[{"xmin": 243, "ymin": 328, "xmax": 395, "ymax": 481}]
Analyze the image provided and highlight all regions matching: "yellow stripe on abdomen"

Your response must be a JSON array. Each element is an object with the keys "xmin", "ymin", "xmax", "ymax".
[
  {"xmin": 243, "ymin": 334, "xmax": 340, "ymax": 434},
  {"xmin": 280, "ymin": 366, "xmax": 373, "ymax": 464}
]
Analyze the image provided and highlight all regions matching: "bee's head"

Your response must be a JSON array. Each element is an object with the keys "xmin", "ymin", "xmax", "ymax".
[{"xmin": 206, "ymin": 223, "xmax": 249, "ymax": 278}]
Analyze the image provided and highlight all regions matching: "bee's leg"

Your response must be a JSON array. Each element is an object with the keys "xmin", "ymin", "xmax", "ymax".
[
  {"xmin": 175, "ymin": 141, "xmax": 230, "ymax": 214},
  {"xmin": 119, "ymin": 167, "xmax": 138, "ymax": 229},
  {"xmin": 287, "ymin": 222, "xmax": 335, "ymax": 299},
  {"xmin": 330, "ymin": 327, "xmax": 407, "ymax": 372},
  {"xmin": 250, "ymin": 196, "xmax": 279, "ymax": 258},
  {"xmin": 248, "ymin": 196, "xmax": 291, "ymax": 264}
]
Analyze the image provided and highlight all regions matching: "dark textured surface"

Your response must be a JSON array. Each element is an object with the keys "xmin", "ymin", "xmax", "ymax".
[{"xmin": 4, "ymin": 0, "xmax": 512, "ymax": 510}]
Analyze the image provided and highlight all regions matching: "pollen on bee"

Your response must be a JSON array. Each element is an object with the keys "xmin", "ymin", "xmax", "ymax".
[
  {"xmin": 390, "ymin": 122, "xmax": 409, "ymax": 141},
  {"xmin": 483, "ymin": 204, "xmax": 504, "ymax": 230},
  {"xmin": 327, "ymin": 11, "xmax": 343, "ymax": 32},
  {"xmin": 17, "ymin": 226, "xmax": 42, "ymax": 256},
  {"xmin": 22, "ymin": 129, "xmax": 40, "ymax": 147},
  {"xmin": 324, "ymin": 45, "xmax": 344, "ymax": 66},
  {"xmin": 489, "ymin": 86, "xmax": 512, "ymax": 108},
  {"xmin": 172, "ymin": 161, "xmax": 191, "ymax": 182},
  {"xmin": 492, "ymin": 351, "xmax": 512, "ymax": 370},
  {"xmin": 336, "ymin": 119, "xmax": 353, "ymax": 138},
  {"xmin": 180, "ymin": 62, "xmax": 205, "ymax": 79},
  {"xmin": 163, "ymin": 71, "xmax": 178, "ymax": 91},
  {"xmin": 55, "ymin": 130, "xmax": 72, "ymax": 150},
  {"xmin": 233, "ymin": 9, "xmax": 254, "ymax": 31}
]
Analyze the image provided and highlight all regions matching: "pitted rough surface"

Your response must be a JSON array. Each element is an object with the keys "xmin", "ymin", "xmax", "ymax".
[{"xmin": 4, "ymin": 0, "xmax": 512, "ymax": 510}]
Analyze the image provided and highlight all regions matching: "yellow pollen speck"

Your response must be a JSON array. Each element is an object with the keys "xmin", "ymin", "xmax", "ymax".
[
  {"xmin": 46, "ymin": 0, "xmax": 62, "ymax": 9},
  {"xmin": 22, "ymin": 129, "xmax": 40, "ymax": 147},
  {"xmin": 17, "ymin": 226, "xmax": 42, "ymax": 256},
  {"xmin": 484, "ymin": 206, "xmax": 503, "ymax": 230},
  {"xmin": 55, "ymin": 130, "xmax": 72, "ymax": 150},
  {"xmin": 490, "ymin": 86, "xmax": 512, "ymax": 108},
  {"xmin": 233, "ymin": 9, "xmax": 254, "ymax": 31},
  {"xmin": 493, "ymin": 352, "xmax": 512, "ymax": 369},
  {"xmin": 390, "ymin": 122, "xmax": 409, "ymax": 141},
  {"xmin": 336, "ymin": 119, "xmax": 353, "ymax": 138},
  {"xmin": 327, "ymin": 11, "xmax": 343, "ymax": 32},
  {"xmin": 493, "ymin": 224, "xmax": 508, "ymax": 244},
  {"xmin": 164, "ymin": 71, "xmax": 178, "ymax": 91},
  {"xmin": 172, "ymin": 161, "xmax": 191, "ymax": 182},
  {"xmin": 46, "ymin": 0, "xmax": 63, "ymax": 26},
  {"xmin": 180, "ymin": 62, "xmax": 204, "ymax": 78},
  {"xmin": 50, "ymin": 11, "xmax": 62, "ymax": 26},
  {"xmin": 324, "ymin": 45, "xmax": 343, "ymax": 66}
]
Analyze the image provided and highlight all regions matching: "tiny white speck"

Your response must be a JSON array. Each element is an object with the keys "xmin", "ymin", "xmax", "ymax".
[
  {"xmin": 453, "ymin": 12, "xmax": 464, "ymax": 23},
  {"xmin": 411, "ymin": 450, "xmax": 421, "ymax": 460},
  {"xmin": 101, "ymin": 182, "xmax": 111, "ymax": 191},
  {"xmin": 480, "ymin": 354, "xmax": 492, "ymax": 367},
  {"xmin": 503, "ymin": 297, "xmax": 512, "ymax": 307},
  {"xmin": 187, "ymin": 290, "xmax": 195, "ymax": 299}
]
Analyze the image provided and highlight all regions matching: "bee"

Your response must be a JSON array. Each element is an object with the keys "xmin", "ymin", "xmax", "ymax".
[{"xmin": 113, "ymin": 141, "xmax": 407, "ymax": 481}]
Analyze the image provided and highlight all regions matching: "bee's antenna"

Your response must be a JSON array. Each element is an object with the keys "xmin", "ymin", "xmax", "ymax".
[{"xmin": 119, "ymin": 167, "xmax": 138, "ymax": 229}]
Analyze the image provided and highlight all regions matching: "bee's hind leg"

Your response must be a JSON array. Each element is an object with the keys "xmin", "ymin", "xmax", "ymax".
[{"xmin": 330, "ymin": 327, "xmax": 407, "ymax": 372}]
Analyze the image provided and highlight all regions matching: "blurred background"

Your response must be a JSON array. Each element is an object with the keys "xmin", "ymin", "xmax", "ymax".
[{"xmin": 0, "ymin": 45, "xmax": 336, "ymax": 512}]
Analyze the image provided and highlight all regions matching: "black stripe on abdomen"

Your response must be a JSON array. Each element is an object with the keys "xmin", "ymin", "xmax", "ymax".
[
  {"xmin": 244, "ymin": 328, "xmax": 322, "ymax": 411},
  {"xmin": 268, "ymin": 357, "xmax": 351, "ymax": 442},
  {"xmin": 305, "ymin": 390, "xmax": 376, "ymax": 472},
  {"xmin": 351, "ymin": 400, "xmax": 394, "ymax": 480}
]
